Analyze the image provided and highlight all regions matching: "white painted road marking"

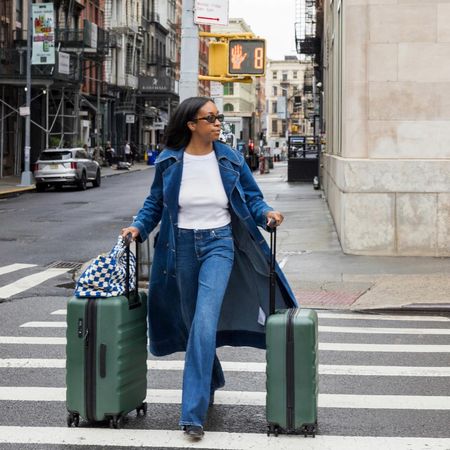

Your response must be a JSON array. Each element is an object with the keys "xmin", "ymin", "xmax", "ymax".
[
  {"xmin": 0, "ymin": 268, "xmax": 70, "ymax": 299},
  {"xmin": 51, "ymin": 308, "xmax": 450, "ymax": 323},
  {"xmin": 0, "ymin": 263, "xmax": 37, "ymax": 276},
  {"xmin": 0, "ymin": 426, "xmax": 449, "ymax": 449},
  {"xmin": 0, "ymin": 387, "xmax": 449, "ymax": 410},
  {"xmin": 20, "ymin": 321, "xmax": 450, "ymax": 335},
  {"xmin": 317, "ymin": 312, "xmax": 450, "ymax": 323},
  {"xmin": 1, "ymin": 336, "xmax": 449, "ymax": 353},
  {"xmin": 319, "ymin": 325, "xmax": 450, "ymax": 335},
  {"xmin": 1, "ymin": 358, "xmax": 449, "ymax": 377}
]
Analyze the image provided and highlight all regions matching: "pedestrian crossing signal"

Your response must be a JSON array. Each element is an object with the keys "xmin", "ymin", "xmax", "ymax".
[{"xmin": 228, "ymin": 39, "xmax": 266, "ymax": 76}]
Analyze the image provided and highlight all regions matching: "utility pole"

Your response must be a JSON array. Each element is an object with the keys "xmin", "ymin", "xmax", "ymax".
[
  {"xmin": 179, "ymin": 0, "xmax": 199, "ymax": 102},
  {"xmin": 19, "ymin": 0, "xmax": 34, "ymax": 186}
]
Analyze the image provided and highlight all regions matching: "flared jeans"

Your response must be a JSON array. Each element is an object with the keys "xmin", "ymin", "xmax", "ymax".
[{"xmin": 176, "ymin": 224, "xmax": 234, "ymax": 427}]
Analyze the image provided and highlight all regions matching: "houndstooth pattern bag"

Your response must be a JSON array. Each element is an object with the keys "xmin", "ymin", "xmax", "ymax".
[{"xmin": 74, "ymin": 236, "xmax": 136, "ymax": 298}]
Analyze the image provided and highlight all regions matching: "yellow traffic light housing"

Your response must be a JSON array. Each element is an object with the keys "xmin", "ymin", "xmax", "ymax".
[
  {"xmin": 208, "ymin": 42, "xmax": 228, "ymax": 77},
  {"xmin": 202, "ymin": 32, "xmax": 266, "ymax": 83}
]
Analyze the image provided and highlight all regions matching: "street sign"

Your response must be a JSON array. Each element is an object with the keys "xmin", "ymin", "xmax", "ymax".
[
  {"xmin": 19, "ymin": 107, "xmax": 30, "ymax": 117},
  {"xmin": 194, "ymin": 0, "xmax": 229, "ymax": 26},
  {"xmin": 228, "ymin": 39, "xmax": 266, "ymax": 76},
  {"xmin": 125, "ymin": 114, "xmax": 135, "ymax": 124},
  {"xmin": 58, "ymin": 52, "xmax": 70, "ymax": 75}
]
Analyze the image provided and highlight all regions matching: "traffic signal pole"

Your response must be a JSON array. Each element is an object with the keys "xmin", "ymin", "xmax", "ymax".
[{"xmin": 179, "ymin": 0, "xmax": 199, "ymax": 102}]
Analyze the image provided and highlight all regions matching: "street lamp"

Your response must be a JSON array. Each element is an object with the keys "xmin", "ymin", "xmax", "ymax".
[{"xmin": 18, "ymin": 0, "xmax": 34, "ymax": 186}]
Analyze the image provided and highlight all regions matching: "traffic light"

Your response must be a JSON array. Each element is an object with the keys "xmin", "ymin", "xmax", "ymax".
[{"xmin": 228, "ymin": 39, "xmax": 266, "ymax": 76}]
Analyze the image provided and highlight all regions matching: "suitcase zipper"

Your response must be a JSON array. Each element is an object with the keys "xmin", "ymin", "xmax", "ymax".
[
  {"xmin": 85, "ymin": 299, "xmax": 97, "ymax": 422},
  {"xmin": 286, "ymin": 308, "xmax": 296, "ymax": 431}
]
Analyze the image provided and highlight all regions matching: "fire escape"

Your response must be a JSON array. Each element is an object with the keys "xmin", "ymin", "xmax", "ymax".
[{"xmin": 295, "ymin": 0, "xmax": 323, "ymax": 137}]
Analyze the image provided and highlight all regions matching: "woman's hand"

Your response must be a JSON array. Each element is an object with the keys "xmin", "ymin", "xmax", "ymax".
[
  {"xmin": 266, "ymin": 211, "xmax": 284, "ymax": 228},
  {"xmin": 120, "ymin": 226, "xmax": 140, "ymax": 241}
]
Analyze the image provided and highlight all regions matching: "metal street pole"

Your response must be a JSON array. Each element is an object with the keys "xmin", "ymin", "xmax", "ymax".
[
  {"xmin": 179, "ymin": 0, "xmax": 199, "ymax": 102},
  {"xmin": 19, "ymin": 0, "xmax": 34, "ymax": 186}
]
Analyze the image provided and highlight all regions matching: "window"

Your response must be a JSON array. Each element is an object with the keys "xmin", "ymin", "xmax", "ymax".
[
  {"xmin": 282, "ymin": 71, "xmax": 288, "ymax": 81},
  {"xmin": 293, "ymin": 71, "xmax": 298, "ymax": 79},
  {"xmin": 272, "ymin": 101, "xmax": 277, "ymax": 114},
  {"xmin": 223, "ymin": 83, "xmax": 234, "ymax": 95},
  {"xmin": 272, "ymin": 119, "xmax": 278, "ymax": 133},
  {"xmin": 224, "ymin": 103, "xmax": 234, "ymax": 112},
  {"xmin": 272, "ymin": 71, "xmax": 277, "ymax": 79},
  {"xmin": 272, "ymin": 86, "xmax": 277, "ymax": 96}
]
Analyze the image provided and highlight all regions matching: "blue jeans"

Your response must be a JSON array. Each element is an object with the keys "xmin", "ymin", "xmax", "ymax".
[{"xmin": 176, "ymin": 224, "xmax": 234, "ymax": 427}]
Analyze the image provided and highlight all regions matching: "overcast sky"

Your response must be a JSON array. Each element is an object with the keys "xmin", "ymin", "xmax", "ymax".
[{"xmin": 228, "ymin": 0, "xmax": 298, "ymax": 60}]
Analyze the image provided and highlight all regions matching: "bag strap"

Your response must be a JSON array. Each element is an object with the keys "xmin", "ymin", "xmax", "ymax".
[
  {"xmin": 268, "ymin": 220, "xmax": 277, "ymax": 316},
  {"xmin": 124, "ymin": 233, "xmax": 139, "ymax": 303}
]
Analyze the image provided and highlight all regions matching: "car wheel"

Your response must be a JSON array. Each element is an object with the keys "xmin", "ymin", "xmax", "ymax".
[
  {"xmin": 92, "ymin": 170, "xmax": 101, "ymax": 187},
  {"xmin": 78, "ymin": 172, "xmax": 87, "ymax": 191},
  {"xmin": 35, "ymin": 183, "xmax": 47, "ymax": 192}
]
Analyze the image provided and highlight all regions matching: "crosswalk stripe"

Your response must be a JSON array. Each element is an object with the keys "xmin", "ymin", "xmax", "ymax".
[
  {"xmin": 317, "ymin": 312, "xmax": 450, "ymax": 323},
  {"xmin": 319, "ymin": 326, "xmax": 450, "ymax": 335},
  {"xmin": 19, "ymin": 321, "xmax": 450, "ymax": 335},
  {"xmin": 0, "ymin": 268, "xmax": 70, "ymax": 299},
  {"xmin": 1, "ymin": 336, "xmax": 449, "ymax": 352},
  {"xmin": 0, "ymin": 426, "xmax": 448, "ymax": 450},
  {"xmin": 0, "ymin": 263, "xmax": 37, "ymax": 276},
  {"xmin": 319, "ymin": 342, "xmax": 450, "ymax": 352},
  {"xmin": 50, "ymin": 308, "xmax": 450, "ymax": 323},
  {"xmin": 1, "ymin": 358, "xmax": 449, "ymax": 377},
  {"xmin": 0, "ymin": 387, "xmax": 448, "ymax": 410}
]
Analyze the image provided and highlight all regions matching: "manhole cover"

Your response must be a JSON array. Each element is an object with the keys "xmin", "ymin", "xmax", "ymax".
[{"xmin": 47, "ymin": 261, "xmax": 83, "ymax": 272}]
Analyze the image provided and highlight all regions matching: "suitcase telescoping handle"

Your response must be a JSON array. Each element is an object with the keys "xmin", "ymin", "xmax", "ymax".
[
  {"xmin": 124, "ymin": 233, "xmax": 139, "ymax": 303},
  {"xmin": 268, "ymin": 218, "xmax": 277, "ymax": 316}
]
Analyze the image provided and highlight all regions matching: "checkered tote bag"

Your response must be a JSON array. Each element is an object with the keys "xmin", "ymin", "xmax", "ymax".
[{"xmin": 74, "ymin": 236, "xmax": 136, "ymax": 298}]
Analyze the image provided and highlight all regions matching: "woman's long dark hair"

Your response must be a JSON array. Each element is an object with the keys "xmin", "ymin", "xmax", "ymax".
[{"xmin": 163, "ymin": 97, "xmax": 214, "ymax": 149}]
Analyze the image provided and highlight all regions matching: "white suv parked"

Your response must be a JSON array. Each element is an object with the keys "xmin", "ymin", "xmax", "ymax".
[{"xmin": 33, "ymin": 148, "xmax": 101, "ymax": 192}]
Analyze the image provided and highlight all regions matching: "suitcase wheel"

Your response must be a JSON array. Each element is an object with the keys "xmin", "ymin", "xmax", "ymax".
[
  {"xmin": 136, "ymin": 402, "xmax": 147, "ymax": 417},
  {"xmin": 110, "ymin": 415, "xmax": 124, "ymax": 429},
  {"xmin": 267, "ymin": 424, "xmax": 280, "ymax": 437},
  {"xmin": 67, "ymin": 412, "xmax": 79, "ymax": 428}
]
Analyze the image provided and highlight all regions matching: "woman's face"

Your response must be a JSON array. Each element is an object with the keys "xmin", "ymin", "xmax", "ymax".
[{"xmin": 189, "ymin": 101, "xmax": 222, "ymax": 142}]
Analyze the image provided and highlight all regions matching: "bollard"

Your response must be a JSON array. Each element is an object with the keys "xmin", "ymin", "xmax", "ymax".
[{"xmin": 259, "ymin": 155, "xmax": 266, "ymax": 174}]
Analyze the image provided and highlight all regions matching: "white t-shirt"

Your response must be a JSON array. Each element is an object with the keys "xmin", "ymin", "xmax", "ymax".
[{"xmin": 178, "ymin": 151, "xmax": 231, "ymax": 229}]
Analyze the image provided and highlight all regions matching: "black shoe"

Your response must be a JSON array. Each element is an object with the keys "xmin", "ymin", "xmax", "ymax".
[
  {"xmin": 209, "ymin": 392, "xmax": 215, "ymax": 406},
  {"xmin": 183, "ymin": 425, "xmax": 204, "ymax": 439}
]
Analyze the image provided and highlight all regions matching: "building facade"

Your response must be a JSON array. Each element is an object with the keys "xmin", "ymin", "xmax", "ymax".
[
  {"xmin": 322, "ymin": 0, "xmax": 450, "ymax": 256},
  {"xmin": 0, "ymin": 0, "xmax": 109, "ymax": 177},
  {"xmin": 265, "ymin": 57, "xmax": 308, "ymax": 149}
]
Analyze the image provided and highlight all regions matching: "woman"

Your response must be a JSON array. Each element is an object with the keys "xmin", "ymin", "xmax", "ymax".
[{"xmin": 121, "ymin": 97, "xmax": 297, "ymax": 439}]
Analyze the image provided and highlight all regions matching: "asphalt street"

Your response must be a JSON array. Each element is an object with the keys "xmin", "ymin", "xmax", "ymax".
[{"xmin": 0, "ymin": 170, "xmax": 449, "ymax": 449}]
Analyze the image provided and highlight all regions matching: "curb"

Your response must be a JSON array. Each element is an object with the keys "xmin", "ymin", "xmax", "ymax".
[
  {"xmin": 0, "ymin": 165, "xmax": 154, "ymax": 198},
  {"xmin": 351, "ymin": 304, "xmax": 450, "ymax": 315}
]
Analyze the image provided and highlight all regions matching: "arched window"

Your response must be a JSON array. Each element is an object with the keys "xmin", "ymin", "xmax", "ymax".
[{"xmin": 224, "ymin": 103, "xmax": 234, "ymax": 112}]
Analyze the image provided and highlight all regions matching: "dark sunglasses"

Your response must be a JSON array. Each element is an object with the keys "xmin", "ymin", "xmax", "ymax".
[{"xmin": 192, "ymin": 114, "xmax": 224, "ymax": 124}]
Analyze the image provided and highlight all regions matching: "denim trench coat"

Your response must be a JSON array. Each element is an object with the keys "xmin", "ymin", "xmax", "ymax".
[{"xmin": 131, "ymin": 141, "xmax": 297, "ymax": 356}]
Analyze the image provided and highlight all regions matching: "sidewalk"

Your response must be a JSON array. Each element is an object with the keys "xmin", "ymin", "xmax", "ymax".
[
  {"xmin": 256, "ymin": 162, "xmax": 450, "ymax": 312},
  {"xmin": 0, "ymin": 162, "xmax": 153, "ymax": 198}
]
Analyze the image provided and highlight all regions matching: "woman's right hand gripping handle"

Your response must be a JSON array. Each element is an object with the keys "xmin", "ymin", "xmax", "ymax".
[{"xmin": 120, "ymin": 226, "xmax": 140, "ymax": 242}]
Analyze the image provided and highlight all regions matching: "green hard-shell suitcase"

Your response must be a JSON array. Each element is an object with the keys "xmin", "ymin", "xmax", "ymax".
[
  {"xmin": 265, "ymin": 226, "xmax": 319, "ymax": 437},
  {"xmin": 66, "ymin": 238, "xmax": 148, "ymax": 428}
]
